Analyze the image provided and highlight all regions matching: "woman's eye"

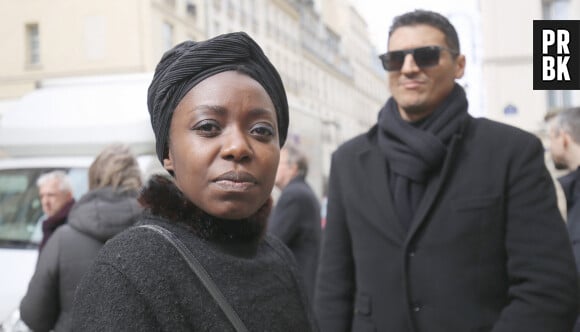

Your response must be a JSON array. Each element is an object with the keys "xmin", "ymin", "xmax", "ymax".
[
  {"xmin": 192, "ymin": 121, "xmax": 221, "ymax": 135},
  {"xmin": 251, "ymin": 124, "xmax": 275, "ymax": 138}
]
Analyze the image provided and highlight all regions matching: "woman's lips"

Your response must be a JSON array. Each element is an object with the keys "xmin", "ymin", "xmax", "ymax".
[
  {"xmin": 214, "ymin": 180, "xmax": 255, "ymax": 191},
  {"xmin": 213, "ymin": 171, "xmax": 257, "ymax": 191}
]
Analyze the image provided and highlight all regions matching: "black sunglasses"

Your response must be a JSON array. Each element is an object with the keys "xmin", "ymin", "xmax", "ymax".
[{"xmin": 378, "ymin": 46, "xmax": 458, "ymax": 72}]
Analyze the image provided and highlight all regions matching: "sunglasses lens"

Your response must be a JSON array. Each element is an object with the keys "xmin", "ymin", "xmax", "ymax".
[
  {"xmin": 381, "ymin": 51, "xmax": 405, "ymax": 71},
  {"xmin": 413, "ymin": 47, "xmax": 440, "ymax": 68},
  {"xmin": 380, "ymin": 47, "xmax": 444, "ymax": 71}
]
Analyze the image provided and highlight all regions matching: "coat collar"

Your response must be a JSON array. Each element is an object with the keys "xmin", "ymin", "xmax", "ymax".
[{"xmin": 357, "ymin": 128, "xmax": 406, "ymax": 244}]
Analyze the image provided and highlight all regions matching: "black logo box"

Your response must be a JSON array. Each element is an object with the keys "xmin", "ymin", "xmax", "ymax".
[{"xmin": 533, "ymin": 20, "xmax": 580, "ymax": 90}]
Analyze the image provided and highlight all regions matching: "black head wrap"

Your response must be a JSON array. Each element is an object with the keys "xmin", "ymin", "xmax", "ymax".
[{"xmin": 147, "ymin": 32, "xmax": 289, "ymax": 163}]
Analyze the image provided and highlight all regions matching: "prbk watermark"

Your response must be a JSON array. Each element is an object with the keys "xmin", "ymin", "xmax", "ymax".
[{"xmin": 533, "ymin": 20, "xmax": 580, "ymax": 90}]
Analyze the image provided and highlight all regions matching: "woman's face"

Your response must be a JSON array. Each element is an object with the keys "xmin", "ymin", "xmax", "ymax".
[{"xmin": 164, "ymin": 70, "xmax": 280, "ymax": 220}]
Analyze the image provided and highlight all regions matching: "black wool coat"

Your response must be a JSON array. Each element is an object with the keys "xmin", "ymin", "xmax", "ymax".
[
  {"xmin": 560, "ymin": 168, "xmax": 580, "ymax": 274},
  {"xmin": 314, "ymin": 116, "xmax": 579, "ymax": 332},
  {"xmin": 268, "ymin": 175, "xmax": 321, "ymax": 302}
]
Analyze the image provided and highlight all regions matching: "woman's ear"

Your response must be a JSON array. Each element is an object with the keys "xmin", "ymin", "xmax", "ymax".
[{"xmin": 163, "ymin": 156, "xmax": 174, "ymax": 172}]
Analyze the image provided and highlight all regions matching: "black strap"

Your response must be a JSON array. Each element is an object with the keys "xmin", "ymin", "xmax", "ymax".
[{"xmin": 138, "ymin": 224, "xmax": 249, "ymax": 332}]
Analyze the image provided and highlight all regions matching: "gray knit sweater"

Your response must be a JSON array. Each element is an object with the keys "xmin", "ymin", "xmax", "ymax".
[{"xmin": 71, "ymin": 176, "xmax": 318, "ymax": 331}]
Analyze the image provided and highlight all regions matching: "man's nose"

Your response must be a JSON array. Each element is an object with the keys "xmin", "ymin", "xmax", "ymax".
[{"xmin": 400, "ymin": 53, "xmax": 420, "ymax": 73}]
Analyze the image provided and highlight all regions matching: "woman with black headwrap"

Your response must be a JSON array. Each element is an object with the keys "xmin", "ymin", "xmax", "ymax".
[{"xmin": 71, "ymin": 32, "xmax": 318, "ymax": 331}]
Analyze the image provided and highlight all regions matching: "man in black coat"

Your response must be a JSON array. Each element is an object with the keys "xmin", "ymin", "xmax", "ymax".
[
  {"xmin": 269, "ymin": 143, "xmax": 321, "ymax": 302},
  {"xmin": 314, "ymin": 9, "xmax": 579, "ymax": 332},
  {"xmin": 547, "ymin": 106, "xmax": 580, "ymax": 332},
  {"xmin": 548, "ymin": 107, "xmax": 580, "ymax": 262}
]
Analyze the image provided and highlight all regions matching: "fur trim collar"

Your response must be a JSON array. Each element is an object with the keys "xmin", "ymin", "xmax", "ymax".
[{"xmin": 138, "ymin": 175, "xmax": 272, "ymax": 242}]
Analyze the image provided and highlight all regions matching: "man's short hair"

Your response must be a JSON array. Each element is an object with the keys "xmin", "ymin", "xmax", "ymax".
[
  {"xmin": 36, "ymin": 170, "xmax": 73, "ymax": 193},
  {"xmin": 389, "ymin": 9, "xmax": 460, "ymax": 55},
  {"xmin": 553, "ymin": 107, "xmax": 580, "ymax": 144},
  {"xmin": 284, "ymin": 143, "xmax": 309, "ymax": 177}
]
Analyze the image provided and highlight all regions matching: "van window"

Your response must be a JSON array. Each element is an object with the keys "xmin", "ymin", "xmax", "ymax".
[{"xmin": 0, "ymin": 168, "xmax": 88, "ymax": 248}]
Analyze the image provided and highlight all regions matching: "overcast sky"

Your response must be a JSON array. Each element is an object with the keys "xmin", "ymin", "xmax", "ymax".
[{"xmin": 350, "ymin": 0, "xmax": 478, "ymax": 53}]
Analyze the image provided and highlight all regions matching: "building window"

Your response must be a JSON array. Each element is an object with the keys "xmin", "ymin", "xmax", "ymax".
[
  {"xmin": 186, "ymin": 1, "xmax": 197, "ymax": 17},
  {"xmin": 84, "ymin": 16, "xmax": 106, "ymax": 60},
  {"xmin": 227, "ymin": 0, "xmax": 234, "ymax": 18},
  {"xmin": 542, "ymin": 0, "xmax": 570, "ymax": 19},
  {"xmin": 162, "ymin": 21, "xmax": 174, "ymax": 51},
  {"xmin": 249, "ymin": 0, "xmax": 257, "ymax": 32},
  {"xmin": 164, "ymin": 0, "xmax": 176, "ymax": 9},
  {"xmin": 213, "ymin": 0, "xmax": 221, "ymax": 12},
  {"xmin": 240, "ymin": 10, "xmax": 247, "ymax": 28},
  {"xmin": 547, "ymin": 90, "xmax": 573, "ymax": 110},
  {"xmin": 26, "ymin": 23, "xmax": 40, "ymax": 66},
  {"xmin": 252, "ymin": 18, "xmax": 259, "ymax": 33},
  {"xmin": 213, "ymin": 20, "xmax": 221, "ymax": 35}
]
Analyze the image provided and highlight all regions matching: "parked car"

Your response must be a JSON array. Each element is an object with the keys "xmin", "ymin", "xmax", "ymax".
[
  {"xmin": 0, "ymin": 73, "xmax": 162, "ymax": 330},
  {"xmin": 0, "ymin": 157, "xmax": 90, "ymax": 331},
  {"xmin": 0, "ymin": 155, "xmax": 162, "ymax": 331}
]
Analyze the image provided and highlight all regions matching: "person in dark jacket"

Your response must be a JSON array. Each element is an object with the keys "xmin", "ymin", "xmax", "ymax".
[
  {"xmin": 19, "ymin": 143, "xmax": 143, "ymax": 332},
  {"xmin": 36, "ymin": 170, "xmax": 75, "ymax": 252},
  {"xmin": 548, "ymin": 107, "xmax": 580, "ymax": 256},
  {"xmin": 268, "ymin": 142, "xmax": 321, "ymax": 303},
  {"xmin": 71, "ymin": 32, "xmax": 318, "ymax": 331},
  {"xmin": 314, "ymin": 9, "xmax": 579, "ymax": 332},
  {"xmin": 547, "ymin": 106, "xmax": 580, "ymax": 332}
]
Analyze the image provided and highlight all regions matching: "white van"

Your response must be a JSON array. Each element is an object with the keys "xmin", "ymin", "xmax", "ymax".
[
  {"xmin": 0, "ymin": 155, "xmax": 162, "ymax": 330},
  {"xmin": 0, "ymin": 74, "xmax": 161, "ymax": 330}
]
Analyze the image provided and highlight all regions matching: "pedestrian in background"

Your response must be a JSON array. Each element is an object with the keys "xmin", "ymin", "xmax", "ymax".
[
  {"xmin": 547, "ymin": 106, "xmax": 580, "ymax": 332},
  {"xmin": 36, "ymin": 171, "xmax": 75, "ymax": 252},
  {"xmin": 72, "ymin": 32, "xmax": 318, "ymax": 331},
  {"xmin": 548, "ymin": 106, "xmax": 580, "ymax": 237},
  {"xmin": 315, "ymin": 9, "xmax": 579, "ymax": 332},
  {"xmin": 268, "ymin": 142, "xmax": 321, "ymax": 303},
  {"xmin": 20, "ymin": 143, "xmax": 143, "ymax": 331}
]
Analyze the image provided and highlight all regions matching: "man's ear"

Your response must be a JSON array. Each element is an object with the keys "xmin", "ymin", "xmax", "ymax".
[
  {"xmin": 562, "ymin": 131, "xmax": 571, "ymax": 149},
  {"xmin": 454, "ymin": 54, "xmax": 466, "ymax": 79},
  {"xmin": 289, "ymin": 163, "xmax": 300, "ymax": 178}
]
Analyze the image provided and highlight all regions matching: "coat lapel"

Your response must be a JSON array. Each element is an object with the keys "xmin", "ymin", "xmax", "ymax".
[
  {"xmin": 358, "ymin": 146, "xmax": 406, "ymax": 243},
  {"xmin": 406, "ymin": 133, "xmax": 462, "ymax": 242}
]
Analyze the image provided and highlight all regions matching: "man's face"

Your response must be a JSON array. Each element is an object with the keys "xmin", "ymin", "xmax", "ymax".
[
  {"xmin": 388, "ymin": 24, "xmax": 465, "ymax": 122},
  {"xmin": 38, "ymin": 178, "xmax": 72, "ymax": 217},
  {"xmin": 548, "ymin": 123, "xmax": 569, "ymax": 170},
  {"xmin": 275, "ymin": 148, "xmax": 296, "ymax": 190}
]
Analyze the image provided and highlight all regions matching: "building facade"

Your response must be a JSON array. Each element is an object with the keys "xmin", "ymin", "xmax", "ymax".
[
  {"xmin": 0, "ymin": 0, "xmax": 387, "ymax": 197},
  {"xmin": 480, "ymin": 0, "xmax": 580, "ymax": 135}
]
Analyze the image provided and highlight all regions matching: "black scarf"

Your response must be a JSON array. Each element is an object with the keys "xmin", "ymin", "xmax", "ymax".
[
  {"xmin": 138, "ymin": 175, "xmax": 272, "ymax": 243},
  {"xmin": 377, "ymin": 84, "xmax": 468, "ymax": 230},
  {"xmin": 39, "ymin": 199, "xmax": 75, "ymax": 251}
]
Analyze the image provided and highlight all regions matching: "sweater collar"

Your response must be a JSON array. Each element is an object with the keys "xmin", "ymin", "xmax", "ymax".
[{"xmin": 138, "ymin": 175, "xmax": 272, "ymax": 243}]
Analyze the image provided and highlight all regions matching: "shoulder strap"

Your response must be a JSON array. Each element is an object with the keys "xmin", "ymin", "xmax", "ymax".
[{"xmin": 138, "ymin": 224, "xmax": 249, "ymax": 332}]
